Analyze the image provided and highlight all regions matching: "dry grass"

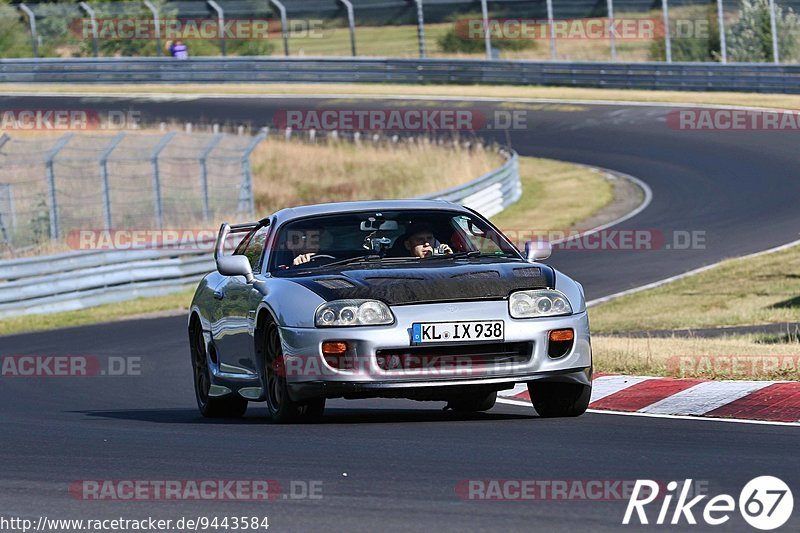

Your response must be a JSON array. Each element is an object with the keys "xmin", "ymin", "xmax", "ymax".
[
  {"xmin": 249, "ymin": 138, "xmax": 503, "ymax": 213},
  {"xmin": 492, "ymin": 158, "xmax": 614, "ymax": 241},
  {"xmin": 0, "ymin": 144, "xmax": 612, "ymax": 336},
  {"xmin": 590, "ymin": 244, "xmax": 800, "ymax": 333},
  {"xmin": 594, "ymin": 335, "xmax": 800, "ymax": 380},
  {"xmin": 6, "ymin": 84, "xmax": 800, "ymax": 111}
]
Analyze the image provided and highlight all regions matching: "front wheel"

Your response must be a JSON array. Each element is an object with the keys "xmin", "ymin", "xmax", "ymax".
[
  {"xmin": 527, "ymin": 381, "xmax": 591, "ymax": 418},
  {"xmin": 190, "ymin": 322, "xmax": 248, "ymax": 418},
  {"xmin": 264, "ymin": 321, "xmax": 326, "ymax": 423}
]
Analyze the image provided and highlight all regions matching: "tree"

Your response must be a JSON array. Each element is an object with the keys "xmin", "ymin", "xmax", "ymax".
[
  {"xmin": 727, "ymin": 0, "xmax": 800, "ymax": 62},
  {"xmin": 0, "ymin": 0, "xmax": 37, "ymax": 58}
]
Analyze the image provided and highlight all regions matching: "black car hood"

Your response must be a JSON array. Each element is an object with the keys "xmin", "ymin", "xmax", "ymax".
[{"xmin": 281, "ymin": 260, "xmax": 555, "ymax": 305}]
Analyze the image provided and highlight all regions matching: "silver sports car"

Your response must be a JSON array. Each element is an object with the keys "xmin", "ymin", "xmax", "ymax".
[{"xmin": 188, "ymin": 200, "xmax": 592, "ymax": 422}]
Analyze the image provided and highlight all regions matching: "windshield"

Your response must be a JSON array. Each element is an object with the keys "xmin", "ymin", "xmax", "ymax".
[{"xmin": 268, "ymin": 209, "xmax": 520, "ymax": 272}]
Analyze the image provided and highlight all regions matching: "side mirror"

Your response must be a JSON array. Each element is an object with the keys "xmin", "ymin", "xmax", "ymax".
[
  {"xmin": 525, "ymin": 240, "xmax": 552, "ymax": 262},
  {"xmin": 216, "ymin": 255, "xmax": 255, "ymax": 283}
]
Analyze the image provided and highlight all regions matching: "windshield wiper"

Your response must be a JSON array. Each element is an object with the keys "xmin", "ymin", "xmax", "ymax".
[
  {"xmin": 317, "ymin": 254, "xmax": 383, "ymax": 269},
  {"xmin": 422, "ymin": 250, "xmax": 512, "ymax": 260}
]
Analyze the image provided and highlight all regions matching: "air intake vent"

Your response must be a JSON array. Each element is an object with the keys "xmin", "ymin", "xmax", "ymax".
[
  {"xmin": 450, "ymin": 271, "xmax": 500, "ymax": 280},
  {"xmin": 315, "ymin": 278, "xmax": 355, "ymax": 289},
  {"xmin": 363, "ymin": 277, "xmax": 424, "ymax": 283},
  {"xmin": 513, "ymin": 267, "xmax": 542, "ymax": 277}
]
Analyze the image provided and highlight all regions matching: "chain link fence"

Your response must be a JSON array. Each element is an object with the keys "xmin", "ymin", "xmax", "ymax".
[
  {"xmin": 0, "ymin": 131, "xmax": 261, "ymax": 252},
  {"xmin": 2, "ymin": 0, "xmax": 798, "ymax": 63}
]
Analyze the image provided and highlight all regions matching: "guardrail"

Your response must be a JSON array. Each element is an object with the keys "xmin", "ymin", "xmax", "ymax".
[
  {"xmin": 0, "ymin": 148, "xmax": 520, "ymax": 319},
  {"xmin": 1, "ymin": 57, "xmax": 799, "ymax": 93}
]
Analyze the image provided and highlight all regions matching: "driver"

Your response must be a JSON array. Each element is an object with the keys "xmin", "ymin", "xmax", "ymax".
[
  {"xmin": 404, "ymin": 227, "xmax": 453, "ymax": 258},
  {"xmin": 288, "ymin": 230, "xmax": 322, "ymax": 266}
]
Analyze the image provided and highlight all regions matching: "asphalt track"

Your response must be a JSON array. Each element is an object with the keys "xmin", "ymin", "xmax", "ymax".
[{"xmin": 1, "ymin": 94, "xmax": 799, "ymax": 531}]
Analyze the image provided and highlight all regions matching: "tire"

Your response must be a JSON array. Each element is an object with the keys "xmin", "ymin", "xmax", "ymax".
[
  {"xmin": 264, "ymin": 321, "xmax": 326, "ymax": 423},
  {"xmin": 447, "ymin": 390, "xmax": 497, "ymax": 412},
  {"xmin": 190, "ymin": 321, "xmax": 248, "ymax": 418},
  {"xmin": 527, "ymin": 381, "xmax": 591, "ymax": 418}
]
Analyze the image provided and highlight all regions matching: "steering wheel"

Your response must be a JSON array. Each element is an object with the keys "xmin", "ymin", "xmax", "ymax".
[{"xmin": 308, "ymin": 254, "xmax": 337, "ymax": 262}]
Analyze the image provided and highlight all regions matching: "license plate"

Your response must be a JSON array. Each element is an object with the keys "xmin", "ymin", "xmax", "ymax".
[{"xmin": 412, "ymin": 321, "xmax": 504, "ymax": 345}]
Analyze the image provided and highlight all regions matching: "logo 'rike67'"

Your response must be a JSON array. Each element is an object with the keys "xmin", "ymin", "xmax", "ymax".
[{"xmin": 624, "ymin": 477, "xmax": 793, "ymax": 530}]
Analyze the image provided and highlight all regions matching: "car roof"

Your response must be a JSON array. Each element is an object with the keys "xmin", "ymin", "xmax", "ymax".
[{"xmin": 269, "ymin": 199, "xmax": 471, "ymax": 226}]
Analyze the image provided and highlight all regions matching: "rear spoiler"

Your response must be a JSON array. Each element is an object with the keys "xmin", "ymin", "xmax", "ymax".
[{"xmin": 214, "ymin": 218, "xmax": 270, "ymax": 261}]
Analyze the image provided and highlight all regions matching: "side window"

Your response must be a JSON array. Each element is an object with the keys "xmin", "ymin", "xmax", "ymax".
[
  {"xmin": 452, "ymin": 216, "xmax": 503, "ymax": 253},
  {"xmin": 236, "ymin": 226, "xmax": 270, "ymax": 272}
]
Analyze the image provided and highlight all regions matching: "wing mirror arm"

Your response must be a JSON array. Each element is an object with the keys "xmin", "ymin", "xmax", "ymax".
[
  {"xmin": 214, "ymin": 223, "xmax": 256, "ymax": 283},
  {"xmin": 524, "ymin": 240, "xmax": 552, "ymax": 262}
]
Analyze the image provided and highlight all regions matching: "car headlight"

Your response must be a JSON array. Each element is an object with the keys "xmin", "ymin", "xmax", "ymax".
[
  {"xmin": 315, "ymin": 299, "xmax": 394, "ymax": 327},
  {"xmin": 509, "ymin": 290, "xmax": 572, "ymax": 318}
]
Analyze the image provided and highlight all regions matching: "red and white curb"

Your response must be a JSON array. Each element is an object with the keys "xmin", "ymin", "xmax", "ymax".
[{"xmin": 499, "ymin": 375, "xmax": 800, "ymax": 425}]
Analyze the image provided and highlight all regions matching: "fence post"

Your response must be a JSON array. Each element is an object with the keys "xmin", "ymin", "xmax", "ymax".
[
  {"xmin": 338, "ymin": 0, "xmax": 357, "ymax": 56},
  {"xmin": 207, "ymin": 0, "xmax": 226, "ymax": 56},
  {"xmin": 45, "ymin": 134, "xmax": 74, "ymax": 241},
  {"xmin": 768, "ymin": 0, "xmax": 780, "ymax": 64},
  {"xmin": 662, "ymin": 0, "xmax": 672, "ymax": 63},
  {"xmin": 0, "ymin": 183, "xmax": 14, "ymax": 232},
  {"xmin": 0, "ymin": 209, "xmax": 9, "ymax": 251},
  {"xmin": 18, "ymin": 3, "xmax": 38, "ymax": 58},
  {"xmin": 607, "ymin": 0, "xmax": 616, "ymax": 61},
  {"xmin": 715, "ymin": 0, "xmax": 727, "ymax": 63},
  {"xmin": 479, "ymin": 0, "xmax": 492, "ymax": 59},
  {"xmin": 143, "ymin": 0, "xmax": 162, "ymax": 55},
  {"xmin": 546, "ymin": 0, "xmax": 556, "ymax": 60},
  {"xmin": 0, "ymin": 184, "xmax": 11, "ymax": 252},
  {"xmin": 4, "ymin": 183, "xmax": 17, "ymax": 229},
  {"xmin": 200, "ymin": 134, "xmax": 223, "ymax": 223},
  {"xmin": 239, "ymin": 129, "xmax": 267, "ymax": 215},
  {"xmin": 0, "ymin": 134, "xmax": 10, "ymax": 236},
  {"xmin": 79, "ymin": 2, "xmax": 99, "ymax": 57},
  {"xmin": 150, "ymin": 132, "xmax": 176, "ymax": 229},
  {"xmin": 269, "ymin": 0, "xmax": 290, "ymax": 56},
  {"xmin": 99, "ymin": 132, "xmax": 126, "ymax": 229},
  {"xmin": 414, "ymin": 0, "xmax": 426, "ymax": 58}
]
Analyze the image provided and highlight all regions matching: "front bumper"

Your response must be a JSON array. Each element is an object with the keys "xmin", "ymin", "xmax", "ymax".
[
  {"xmin": 280, "ymin": 300, "xmax": 592, "ymax": 401},
  {"xmin": 289, "ymin": 367, "xmax": 591, "ymax": 401}
]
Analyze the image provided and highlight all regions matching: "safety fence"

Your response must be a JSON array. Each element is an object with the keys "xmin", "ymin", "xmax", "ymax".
[
  {"xmin": 1, "ymin": 56, "xmax": 798, "ymax": 92},
  {"xmin": 0, "ymin": 146, "xmax": 520, "ymax": 318},
  {"xmin": 0, "ymin": 130, "xmax": 263, "ymax": 251},
  {"xmin": 4, "ymin": 0, "xmax": 800, "ymax": 64}
]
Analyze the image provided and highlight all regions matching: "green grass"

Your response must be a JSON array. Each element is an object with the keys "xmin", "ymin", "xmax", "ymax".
[
  {"xmin": 590, "ymin": 244, "xmax": 800, "ymax": 333},
  {"xmin": 492, "ymin": 157, "xmax": 614, "ymax": 239}
]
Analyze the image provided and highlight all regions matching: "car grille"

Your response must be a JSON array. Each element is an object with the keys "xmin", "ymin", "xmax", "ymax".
[{"xmin": 375, "ymin": 342, "xmax": 532, "ymax": 371}]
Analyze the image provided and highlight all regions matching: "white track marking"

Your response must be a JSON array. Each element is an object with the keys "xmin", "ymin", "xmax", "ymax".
[
  {"xmin": 505, "ymin": 383, "xmax": 529, "ymax": 397},
  {"xmin": 587, "ymin": 236, "xmax": 800, "ymax": 307},
  {"xmin": 638, "ymin": 380, "xmax": 775, "ymax": 415},
  {"xmin": 549, "ymin": 168, "xmax": 653, "ymax": 246},
  {"xmin": 589, "ymin": 375, "xmax": 653, "ymax": 403},
  {"xmin": 496, "ymin": 397, "xmax": 800, "ymax": 427}
]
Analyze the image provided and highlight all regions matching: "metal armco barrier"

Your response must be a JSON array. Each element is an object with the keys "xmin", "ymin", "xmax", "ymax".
[
  {"xmin": 1, "ymin": 57, "xmax": 799, "ymax": 93},
  {"xmin": 0, "ymin": 149, "xmax": 521, "ymax": 318},
  {"xmin": 419, "ymin": 150, "xmax": 519, "ymax": 219}
]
